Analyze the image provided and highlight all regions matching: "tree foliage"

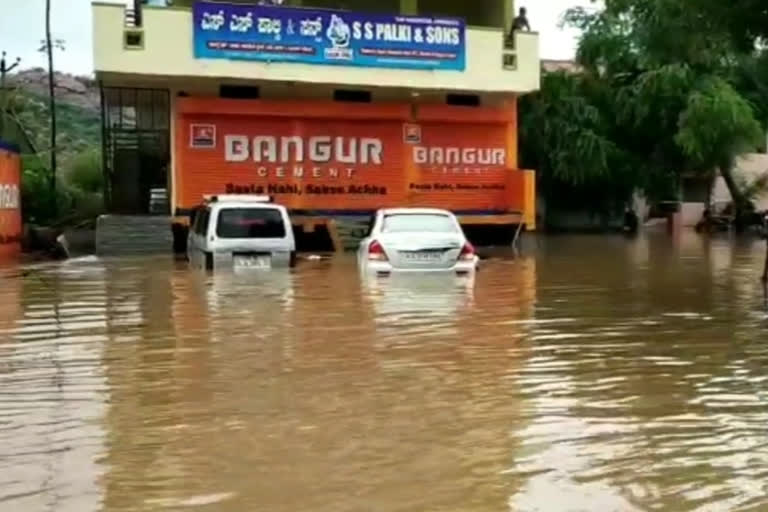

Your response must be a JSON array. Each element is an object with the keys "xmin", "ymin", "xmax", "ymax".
[
  {"xmin": 5, "ymin": 81, "xmax": 103, "ymax": 225},
  {"xmin": 21, "ymin": 150, "xmax": 104, "ymax": 226},
  {"xmin": 521, "ymin": 72, "xmax": 614, "ymax": 185},
  {"xmin": 65, "ymin": 148, "xmax": 103, "ymax": 194},
  {"xmin": 8, "ymin": 90, "xmax": 100, "ymax": 166},
  {"xmin": 521, "ymin": 0, "xmax": 768, "ymax": 224},
  {"xmin": 676, "ymin": 78, "xmax": 763, "ymax": 171}
]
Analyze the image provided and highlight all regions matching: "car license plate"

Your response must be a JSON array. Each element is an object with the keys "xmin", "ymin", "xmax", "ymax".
[
  {"xmin": 234, "ymin": 255, "xmax": 271, "ymax": 269},
  {"xmin": 402, "ymin": 251, "xmax": 442, "ymax": 262}
]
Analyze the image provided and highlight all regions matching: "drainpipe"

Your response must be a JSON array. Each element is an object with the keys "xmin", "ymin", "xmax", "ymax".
[{"xmin": 505, "ymin": 0, "xmax": 515, "ymax": 33}]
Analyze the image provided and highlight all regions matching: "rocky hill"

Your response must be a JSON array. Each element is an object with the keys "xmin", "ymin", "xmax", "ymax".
[
  {"xmin": 8, "ymin": 68, "xmax": 100, "ymax": 113},
  {"xmin": 5, "ymin": 69, "xmax": 101, "ymax": 162},
  {"xmin": 2, "ymin": 70, "xmax": 104, "ymax": 224}
]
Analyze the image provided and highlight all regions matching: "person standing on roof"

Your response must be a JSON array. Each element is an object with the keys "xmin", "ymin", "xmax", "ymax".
[
  {"xmin": 506, "ymin": 7, "xmax": 531, "ymax": 47},
  {"xmin": 511, "ymin": 7, "xmax": 531, "ymax": 32}
]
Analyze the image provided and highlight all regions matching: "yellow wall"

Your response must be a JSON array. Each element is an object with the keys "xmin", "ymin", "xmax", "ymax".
[
  {"xmin": 172, "ymin": 0, "xmax": 509, "ymax": 27},
  {"xmin": 93, "ymin": 3, "xmax": 540, "ymax": 94},
  {"xmin": 291, "ymin": 0, "xmax": 401, "ymax": 13}
]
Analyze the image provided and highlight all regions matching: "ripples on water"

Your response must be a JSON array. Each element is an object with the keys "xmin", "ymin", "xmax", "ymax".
[{"xmin": 1, "ymin": 234, "xmax": 768, "ymax": 511}]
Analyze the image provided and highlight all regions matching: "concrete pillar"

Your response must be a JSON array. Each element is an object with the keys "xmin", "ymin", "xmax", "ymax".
[
  {"xmin": 522, "ymin": 170, "xmax": 536, "ymax": 231},
  {"xmin": 504, "ymin": 0, "xmax": 515, "ymax": 33},
  {"xmin": 169, "ymin": 88, "xmax": 177, "ymax": 217},
  {"xmin": 504, "ymin": 97, "xmax": 518, "ymax": 169}
]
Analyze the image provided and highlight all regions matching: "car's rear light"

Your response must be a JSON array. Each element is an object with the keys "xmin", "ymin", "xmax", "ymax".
[
  {"xmin": 368, "ymin": 240, "xmax": 388, "ymax": 261},
  {"xmin": 459, "ymin": 241, "xmax": 475, "ymax": 261}
]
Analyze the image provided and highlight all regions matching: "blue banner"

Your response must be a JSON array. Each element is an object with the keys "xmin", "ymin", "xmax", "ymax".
[{"xmin": 193, "ymin": 2, "xmax": 466, "ymax": 71}]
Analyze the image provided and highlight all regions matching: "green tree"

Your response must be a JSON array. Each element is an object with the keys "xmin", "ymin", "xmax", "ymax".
[
  {"xmin": 522, "ymin": 0, "xmax": 768, "ymax": 225},
  {"xmin": 519, "ymin": 71, "xmax": 637, "ymax": 216},
  {"xmin": 693, "ymin": 0, "xmax": 768, "ymax": 53},
  {"xmin": 65, "ymin": 148, "xmax": 103, "ymax": 193},
  {"xmin": 5, "ymin": 72, "xmax": 102, "ymax": 226},
  {"xmin": 675, "ymin": 77, "xmax": 763, "ymax": 212}
]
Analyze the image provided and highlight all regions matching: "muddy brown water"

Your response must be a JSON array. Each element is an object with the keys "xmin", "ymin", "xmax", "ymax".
[{"xmin": 1, "ymin": 233, "xmax": 768, "ymax": 512}]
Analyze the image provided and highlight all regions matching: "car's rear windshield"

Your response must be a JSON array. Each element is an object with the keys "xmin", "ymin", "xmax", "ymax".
[
  {"xmin": 216, "ymin": 208, "xmax": 286, "ymax": 239},
  {"xmin": 382, "ymin": 214, "xmax": 457, "ymax": 233}
]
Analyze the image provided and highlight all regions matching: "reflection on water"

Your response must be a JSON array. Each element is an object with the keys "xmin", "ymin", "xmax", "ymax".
[{"xmin": 1, "ymin": 233, "xmax": 768, "ymax": 511}]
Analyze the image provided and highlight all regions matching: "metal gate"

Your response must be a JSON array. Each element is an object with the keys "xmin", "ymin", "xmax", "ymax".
[{"xmin": 101, "ymin": 87, "xmax": 170, "ymax": 214}]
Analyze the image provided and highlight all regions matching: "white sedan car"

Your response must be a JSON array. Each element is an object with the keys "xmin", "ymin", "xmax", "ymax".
[{"xmin": 358, "ymin": 208, "xmax": 479, "ymax": 275}]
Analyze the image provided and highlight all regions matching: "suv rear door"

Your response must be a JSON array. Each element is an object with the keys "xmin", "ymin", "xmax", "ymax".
[{"xmin": 212, "ymin": 206, "xmax": 295, "ymax": 266}]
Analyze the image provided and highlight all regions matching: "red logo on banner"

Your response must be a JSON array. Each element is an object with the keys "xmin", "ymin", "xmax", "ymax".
[
  {"xmin": 190, "ymin": 124, "xmax": 216, "ymax": 148},
  {"xmin": 403, "ymin": 123, "xmax": 421, "ymax": 144}
]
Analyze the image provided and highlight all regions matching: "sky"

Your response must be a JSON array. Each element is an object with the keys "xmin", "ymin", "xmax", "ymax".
[{"xmin": 0, "ymin": 0, "xmax": 594, "ymax": 76}]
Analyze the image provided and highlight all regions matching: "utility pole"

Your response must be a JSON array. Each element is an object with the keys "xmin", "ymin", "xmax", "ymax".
[
  {"xmin": 0, "ymin": 51, "xmax": 21, "ymax": 139},
  {"xmin": 45, "ymin": 0, "xmax": 57, "ymax": 216}
]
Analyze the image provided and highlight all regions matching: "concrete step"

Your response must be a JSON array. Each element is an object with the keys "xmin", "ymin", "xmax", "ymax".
[{"xmin": 96, "ymin": 215, "xmax": 172, "ymax": 255}]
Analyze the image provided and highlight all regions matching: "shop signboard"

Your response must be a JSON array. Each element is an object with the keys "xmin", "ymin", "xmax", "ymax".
[
  {"xmin": 0, "ymin": 140, "xmax": 22, "ymax": 259},
  {"xmin": 193, "ymin": 1, "xmax": 466, "ymax": 71},
  {"xmin": 175, "ymin": 99, "xmax": 524, "ymax": 214}
]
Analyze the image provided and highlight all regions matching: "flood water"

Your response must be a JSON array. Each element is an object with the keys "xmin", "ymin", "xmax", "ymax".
[{"xmin": 2, "ymin": 233, "xmax": 768, "ymax": 512}]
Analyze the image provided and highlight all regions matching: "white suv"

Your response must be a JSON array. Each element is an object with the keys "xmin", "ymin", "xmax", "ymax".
[{"xmin": 187, "ymin": 195, "xmax": 296, "ymax": 270}]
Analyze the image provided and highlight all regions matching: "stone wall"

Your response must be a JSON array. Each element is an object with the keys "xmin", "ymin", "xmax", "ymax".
[{"xmin": 96, "ymin": 215, "xmax": 173, "ymax": 255}]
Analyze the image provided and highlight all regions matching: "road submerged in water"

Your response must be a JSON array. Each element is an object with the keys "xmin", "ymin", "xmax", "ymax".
[{"xmin": 1, "ymin": 233, "xmax": 768, "ymax": 512}]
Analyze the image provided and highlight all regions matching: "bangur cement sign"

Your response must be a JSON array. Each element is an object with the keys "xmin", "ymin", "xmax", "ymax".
[
  {"xmin": 224, "ymin": 135, "xmax": 384, "ymax": 166},
  {"xmin": 0, "ymin": 141, "xmax": 22, "ymax": 258},
  {"xmin": 413, "ymin": 146, "xmax": 506, "ymax": 167},
  {"xmin": 175, "ymin": 98, "xmax": 523, "ymax": 213},
  {"xmin": 212, "ymin": 135, "xmax": 506, "ymax": 178}
]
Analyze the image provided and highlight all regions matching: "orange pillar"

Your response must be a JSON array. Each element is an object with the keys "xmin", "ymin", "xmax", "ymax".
[
  {"xmin": 0, "ymin": 141, "xmax": 22, "ymax": 262},
  {"xmin": 504, "ymin": 97, "xmax": 519, "ymax": 170},
  {"xmin": 522, "ymin": 169, "xmax": 536, "ymax": 230},
  {"xmin": 504, "ymin": 97, "xmax": 536, "ymax": 231}
]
